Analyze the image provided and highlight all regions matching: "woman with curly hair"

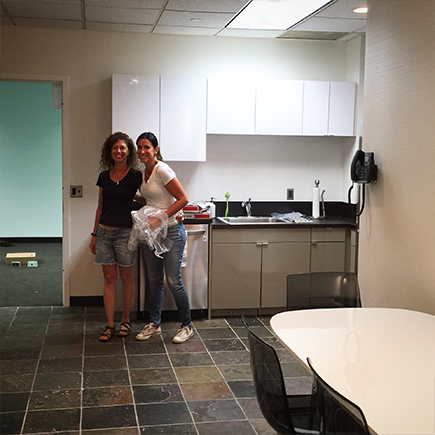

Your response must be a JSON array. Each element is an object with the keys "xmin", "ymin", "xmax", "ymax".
[{"xmin": 90, "ymin": 132, "xmax": 143, "ymax": 341}]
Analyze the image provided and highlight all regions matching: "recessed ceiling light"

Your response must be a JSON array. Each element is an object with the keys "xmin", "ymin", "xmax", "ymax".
[
  {"xmin": 227, "ymin": 0, "xmax": 332, "ymax": 31},
  {"xmin": 353, "ymin": 7, "xmax": 368, "ymax": 14}
]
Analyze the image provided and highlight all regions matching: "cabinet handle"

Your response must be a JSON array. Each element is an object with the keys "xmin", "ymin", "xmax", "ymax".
[
  {"xmin": 262, "ymin": 242, "xmax": 268, "ymax": 246},
  {"xmin": 256, "ymin": 242, "xmax": 262, "ymax": 246},
  {"xmin": 312, "ymin": 241, "xmax": 318, "ymax": 245}
]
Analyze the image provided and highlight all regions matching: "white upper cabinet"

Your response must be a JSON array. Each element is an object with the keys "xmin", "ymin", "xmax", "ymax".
[
  {"xmin": 256, "ymin": 79, "xmax": 304, "ymax": 135},
  {"xmin": 302, "ymin": 81, "xmax": 330, "ymax": 136},
  {"xmin": 328, "ymin": 81, "xmax": 356, "ymax": 136},
  {"xmin": 112, "ymin": 74, "xmax": 159, "ymax": 144},
  {"xmin": 302, "ymin": 80, "xmax": 356, "ymax": 136},
  {"xmin": 112, "ymin": 74, "xmax": 207, "ymax": 161},
  {"xmin": 207, "ymin": 77, "xmax": 256, "ymax": 135},
  {"xmin": 160, "ymin": 76, "xmax": 207, "ymax": 161}
]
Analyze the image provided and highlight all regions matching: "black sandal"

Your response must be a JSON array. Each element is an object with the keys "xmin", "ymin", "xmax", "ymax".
[
  {"xmin": 99, "ymin": 325, "xmax": 115, "ymax": 342},
  {"xmin": 117, "ymin": 321, "xmax": 131, "ymax": 337}
]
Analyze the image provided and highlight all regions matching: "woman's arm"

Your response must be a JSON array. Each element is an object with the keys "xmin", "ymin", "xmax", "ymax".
[
  {"xmin": 89, "ymin": 188, "xmax": 103, "ymax": 254},
  {"xmin": 164, "ymin": 177, "xmax": 188, "ymax": 217}
]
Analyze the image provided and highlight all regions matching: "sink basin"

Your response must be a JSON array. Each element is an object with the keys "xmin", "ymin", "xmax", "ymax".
[{"xmin": 217, "ymin": 216, "xmax": 284, "ymax": 224}]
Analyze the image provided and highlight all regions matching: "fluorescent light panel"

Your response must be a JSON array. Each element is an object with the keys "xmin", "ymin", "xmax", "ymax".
[{"xmin": 228, "ymin": 0, "xmax": 332, "ymax": 30}]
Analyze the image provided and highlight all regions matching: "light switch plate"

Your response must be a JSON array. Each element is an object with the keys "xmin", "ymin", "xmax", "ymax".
[{"xmin": 70, "ymin": 185, "xmax": 83, "ymax": 198}]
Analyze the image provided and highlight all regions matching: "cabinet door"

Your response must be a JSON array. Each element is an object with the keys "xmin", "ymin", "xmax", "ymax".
[
  {"xmin": 261, "ymin": 242, "xmax": 310, "ymax": 308},
  {"xmin": 112, "ymin": 74, "xmax": 159, "ymax": 143},
  {"xmin": 207, "ymin": 77, "xmax": 256, "ymax": 135},
  {"xmin": 256, "ymin": 80, "xmax": 303, "ymax": 135},
  {"xmin": 328, "ymin": 81, "xmax": 356, "ymax": 136},
  {"xmin": 302, "ymin": 81, "xmax": 329, "ymax": 136},
  {"xmin": 311, "ymin": 228, "xmax": 347, "ymax": 272},
  {"xmin": 211, "ymin": 243, "xmax": 261, "ymax": 309},
  {"xmin": 160, "ymin": 76, "xmax": 207, "ymax": 161},
  {"xmin": 311, "ymin": 242, "xmax": 346, "ymax": 272}
]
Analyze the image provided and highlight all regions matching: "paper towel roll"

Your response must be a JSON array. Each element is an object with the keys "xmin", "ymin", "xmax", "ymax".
[{"xmin": 312, "ymin": 187, "xmax": 320, "ymax": 219}]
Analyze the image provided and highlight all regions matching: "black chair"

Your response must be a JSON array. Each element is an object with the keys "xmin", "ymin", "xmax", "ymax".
[
  {"xmin": 242, "ymin": 316, "xmax": 319, "ymax": 434},
  {"xmin": 307, "ymin": 357, "xmax": 370, "ymax": 434},
  {"xmin": 286, "ymin": 272, "xmax": 362, "ymax": 311}
]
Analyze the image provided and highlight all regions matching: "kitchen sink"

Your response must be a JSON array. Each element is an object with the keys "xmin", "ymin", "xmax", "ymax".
[{"xmin": 217, "ymin": 216, "xmax": 285, "ymax": 224}]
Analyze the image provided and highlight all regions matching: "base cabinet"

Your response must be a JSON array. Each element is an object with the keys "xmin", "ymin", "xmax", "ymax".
[
  {"xmin": 210, "ymin": 227, "xmax": 351, "ymax": 311},
  {"xmin": 210, "ymin": 228, "xmax": 311, "ymax": 310},
  {"xmin": 310, "ymin": 228, "xmax": 347, "ymax": 272}
]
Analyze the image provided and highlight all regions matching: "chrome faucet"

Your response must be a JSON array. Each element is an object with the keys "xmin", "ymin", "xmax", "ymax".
[
  {"xmin": 320, "ymin": 190, "xmax": 326, "ymax": 218},
  {"xmin": 242, "ymin": 198, "xmax": 252, "ymax": 217}
]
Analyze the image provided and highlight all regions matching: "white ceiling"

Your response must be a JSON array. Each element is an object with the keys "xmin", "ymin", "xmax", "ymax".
[{"xmin": 0, "ymin": 0, "xmax": 367, "ymax": 40}]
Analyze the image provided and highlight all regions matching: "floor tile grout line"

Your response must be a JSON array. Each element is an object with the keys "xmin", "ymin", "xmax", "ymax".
[
  {"xmin": 192, "ymin": 317, "xmax": 258, "ymax": 433},
  {"xmin": 122, "ymin": 335, "xmax": 141, "ymax": 435},
  {"xmin": 19, "ymin": 306, "xmax": 51, "ymax": 435},
  {"xmin": 79, "ymin": 307, "xmax": 87, "ymax": 435},
  {"xmin": 160, "ymin": 328, "xmax": 201, "ymax": 435}
]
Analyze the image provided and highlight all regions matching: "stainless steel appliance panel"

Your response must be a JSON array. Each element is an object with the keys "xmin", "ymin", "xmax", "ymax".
[{"xmin": 139, "ymin": 223, "xmax": 209, "ymax": 311}]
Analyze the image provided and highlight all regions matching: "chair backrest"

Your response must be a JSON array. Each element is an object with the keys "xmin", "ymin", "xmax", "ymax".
[
  {"xmin": 242, "ymin": 317, "xmax": 297, "ymax": 434},
  {"xmin": 287, "ymin": 272, "xmax": 362, "ymax": 311},
  {"xmin": 307, "ymin": 357, "xmax": 370, "ymax": 434}
]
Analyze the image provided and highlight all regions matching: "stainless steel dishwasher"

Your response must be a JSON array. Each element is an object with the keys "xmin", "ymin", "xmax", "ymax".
[{"xmin": 138, "ymin": 222, "xmax": 209, "ymax": 315}]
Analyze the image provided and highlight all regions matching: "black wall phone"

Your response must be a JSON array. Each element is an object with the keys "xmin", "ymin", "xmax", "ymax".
[
  {"xmin": 348, "ymin": 150, "xmax": 377, "ymax": 216},
  {"xmin": 350, "ymin": 150, "xmax": 377, "ymax": 183}
]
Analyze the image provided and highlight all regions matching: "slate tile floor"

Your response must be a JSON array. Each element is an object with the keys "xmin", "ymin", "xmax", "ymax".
[{"xmin": 0, "ymin": 306, "xmax": 313, "ymax": 435}]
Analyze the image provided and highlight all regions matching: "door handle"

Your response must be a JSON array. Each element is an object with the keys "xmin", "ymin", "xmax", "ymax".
[{"xmin": 186, "ymin": 230, "xmax": 207, "ymax": 235}]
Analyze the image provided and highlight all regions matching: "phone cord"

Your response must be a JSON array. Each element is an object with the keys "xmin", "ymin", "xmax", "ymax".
[{"xmin": 348, "ymin": 183, "xmax": 366, "ymax": 217}]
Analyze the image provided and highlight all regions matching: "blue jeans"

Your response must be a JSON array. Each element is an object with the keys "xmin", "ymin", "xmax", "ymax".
[{"xmin": 142, "ymin": 223, "xmax": 191, "ymax": 327}]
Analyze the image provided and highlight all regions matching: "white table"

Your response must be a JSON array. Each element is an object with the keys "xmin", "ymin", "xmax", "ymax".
[{"xmin": 270, "ymin": 308, "xmax": 435, "ymax": 435}]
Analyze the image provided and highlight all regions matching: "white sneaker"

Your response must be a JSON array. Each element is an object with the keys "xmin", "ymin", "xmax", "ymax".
[
  {"xmin": 135, "ymin": 323, "xmax": 162, "ymax": 341},
  {"xmin": 172, "ymin": 325, "xmax": 194, "ymax": 344}
]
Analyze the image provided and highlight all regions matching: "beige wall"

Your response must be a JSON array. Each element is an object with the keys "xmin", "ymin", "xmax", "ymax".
[
  {"xmin": 0, "ymin": 26, "xmax": 362, "ymax": 302},
  {"xmin": 359, "ymin": 0, "xmax": 435, "ymax": 314}
]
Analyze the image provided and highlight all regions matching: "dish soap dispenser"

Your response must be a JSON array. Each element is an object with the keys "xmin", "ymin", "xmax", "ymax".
[{"xmin": 206, "ymin": 197, "xmax": 216, "ymax": 218}]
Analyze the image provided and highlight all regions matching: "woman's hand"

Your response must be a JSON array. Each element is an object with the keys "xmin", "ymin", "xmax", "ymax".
[
  {"xmin": 148, "ymin": 215, "xmax": 162, "ymax": 229},
  {"xmin": 176, "ymin": 210, "xmax": 184, "ymax": 222},
  {"xmin": 89, "ymin": 237, "xmax": 96, "ymax": 254}
]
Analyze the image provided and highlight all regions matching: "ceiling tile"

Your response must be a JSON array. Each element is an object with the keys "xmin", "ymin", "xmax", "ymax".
[
  {"xmin": 293, "ymin": 17, "xmax": 366, "ymax": 33},
  {"xmin": 158, "ymin": 10, "xmax": 233, "ymax": 28},
  {"xmin": 86, "ymin": 6, "xmax": 160, "ymax": 25},
  {"xmin": 317, "ymin": 0, "xmax": 367, "ymax": 19},
  {"xmin": 86, "ymin": 22, "xmax": 153, "ymax": 33},
  {"xmin": 3, "ymin": 0, "xmax": 81, "ymax": 20},
  {"xmin": 165, "ymin": 0, "xmax": 248, "ymax": 13},
  {"xmin": 85, "ymin": 0, "xmax": 165, "ymax": 8},
  {"xmin": 153, "ymin": 25, "xmax": 218, "ymax": 36}
]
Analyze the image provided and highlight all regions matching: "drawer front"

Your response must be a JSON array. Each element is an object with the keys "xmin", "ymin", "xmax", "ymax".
[
  {"xmin": 311, "ymin": 228, "xmax": 346, "ymax": 242},
  {"xmin": 213, "ymin": 228, "xmax": 311, "ymax": 244}
]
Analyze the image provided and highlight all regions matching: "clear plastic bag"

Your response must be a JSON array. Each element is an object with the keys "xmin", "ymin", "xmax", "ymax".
[{"xmin": 128, "ymin": 206, "xmax": 173, "ymax": 258}]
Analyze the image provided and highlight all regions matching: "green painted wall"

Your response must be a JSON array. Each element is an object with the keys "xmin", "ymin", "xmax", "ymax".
[{"xmin": 0, "ymin": 81, "xmax": 62, "ymax": 237}]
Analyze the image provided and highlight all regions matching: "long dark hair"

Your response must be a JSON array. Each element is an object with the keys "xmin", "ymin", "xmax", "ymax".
[
  {"xmin": 99, "ymin": 132, "xmax": 140, "ymax": 171},
  {"xmin": 136, "ymin": 132, "xmax": 164, "ymax": 161}
]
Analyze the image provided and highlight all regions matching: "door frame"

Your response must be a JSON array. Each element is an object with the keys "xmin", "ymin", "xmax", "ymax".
[{"xmin": 0, "ymin": 73, "xmax": 71, "ymax": 306}]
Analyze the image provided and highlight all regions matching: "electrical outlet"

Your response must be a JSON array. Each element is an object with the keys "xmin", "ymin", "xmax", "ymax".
[
  {"xmin": 28, "ymin": 261, "xmax": 38, "ymax": 267},
  {"xmin": 70, "ymin": 185, "xmax": 83, "ymax": 198},
  {"xmin": 287, "ymin": 188, "xmax": 294, "ymax": 200}
]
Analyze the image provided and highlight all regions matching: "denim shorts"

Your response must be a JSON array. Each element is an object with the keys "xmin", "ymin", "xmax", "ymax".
[{"xmin": 95, "ymin": 226, "xmax": 136, "ymax": 266}]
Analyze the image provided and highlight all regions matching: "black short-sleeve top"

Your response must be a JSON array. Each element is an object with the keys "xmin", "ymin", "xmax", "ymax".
[{"xmin": 97, "ymin": 168, "xmax": 143, "ymax": 228}]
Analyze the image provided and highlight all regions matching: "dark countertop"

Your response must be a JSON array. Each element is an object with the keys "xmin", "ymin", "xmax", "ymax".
[
  {"xmin": 184, "ymin": 201, "xmax": 357, "ymax": 229},
  {"xmin": 209, "ymin": 216, "xmax": 356, "ymax": 229}
]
